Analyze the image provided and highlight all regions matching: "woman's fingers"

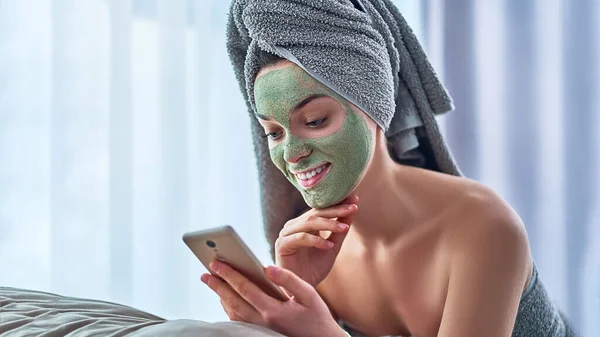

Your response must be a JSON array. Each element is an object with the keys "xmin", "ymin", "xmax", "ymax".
[
  {"xmin": 220, "ymin": 299, "xmax": 243, "ymax": 321},
  {"xmin": 330, "ymin": 196, "xmax": 359, "ymax": 248},
  {"xmin": 280, "ymin": 197, "xmax": 359, "ymax": 235},
  {"xmin": 265, "ymin": 266, "xmax": 315, "ymax": 306},
  {"xmin": 282, "ymin": 196, "xmax": 359, "ymax": 231},
  {"xmin": 276, "ymin": 194, "xmax": 359, "ymax": 255},
  {"xmin": 209, "ymin": 261, "xmax": 280, "ymax": 312},
  {"xmin": 276, "ymin": 232, "xmax": 336, "ymax": 255},
  {"xmin": 280, "ymin": 216, "xmax": 349, "ymax": 237},
  {"xmin": 319, "ymin": 195, "xmax": 358, "ymax": 252},
  {"xmin": 202, "ymin": 273, "xmax": 263, "ymax": 324},
  {"xmin": 326, "ymin": 224, "xmax": 352, "ymax": 253},
  {"xmin": 311, "ymin": 201, "xmax": 358, "ymax": 219}
]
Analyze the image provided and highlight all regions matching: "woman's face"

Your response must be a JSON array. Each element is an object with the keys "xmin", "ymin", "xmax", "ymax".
[{"xmin": 254, "ymin": 62, "xmax": 374, "ymax": 208}]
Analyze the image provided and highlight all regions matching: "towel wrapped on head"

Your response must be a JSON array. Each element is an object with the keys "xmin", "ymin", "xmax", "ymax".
[{"xmin": 226, "ymin": 0, "xmax": 462, "ymax": 258}]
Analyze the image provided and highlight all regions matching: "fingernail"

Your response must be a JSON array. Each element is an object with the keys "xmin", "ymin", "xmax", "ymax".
[
  {"xmin": 345, "ymin": 204, "xmax": 354, "ymax": 210},
  {"xmin": 201, "ymin": 274, "xmax": 209, "ymax": 284},
  {"xmin": 210, "ymin": 261, "xmax": 220, "ymax": 273},
  {"xmin": 327, "ymin": 241, "xmax": 334, "ymax": 248},
  {"xmin": 266, "ymin": 266, "xmax": 280, "ymax": 279},
  {"xmin": 337, "ymin": 223, "xmax": 349, "ymax": 230}
]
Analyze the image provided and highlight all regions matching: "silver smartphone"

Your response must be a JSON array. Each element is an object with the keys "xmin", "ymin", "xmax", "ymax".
[{"xmin": 183, "ymin": 225, "xmax": 289, "ymax": 301}]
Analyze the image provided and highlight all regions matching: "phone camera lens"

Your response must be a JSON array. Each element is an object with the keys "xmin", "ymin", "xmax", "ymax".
[{"xmin": 206, "ymin": 240, "xmax": 216, "ymax": 248}]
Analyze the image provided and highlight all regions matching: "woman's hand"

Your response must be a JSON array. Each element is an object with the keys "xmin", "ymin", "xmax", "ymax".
[
  {"xmin": 201, "ymin": 261, "xmax": 348, "ymax": 337},
  {"xmin": 276, "ymin": 194, "xmax": 359, "ymax": 287}
]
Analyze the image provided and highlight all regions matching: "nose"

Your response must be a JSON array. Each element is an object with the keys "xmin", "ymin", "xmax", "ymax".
[
  {"xmin": 283, "ymin": 136, "xmax": 312, "ymax": 164},
  {"xmin": 286, "ymin": 148, "xmax": 312, "ymax": 164}
]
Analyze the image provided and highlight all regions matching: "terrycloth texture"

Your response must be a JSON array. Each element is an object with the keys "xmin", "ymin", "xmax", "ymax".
[
  {"xmin": 338, "ymin": 263, "xmax": 579, "ymax": 337},
  {"xmin": 511, "ymin": 264, "xmax": 579, "ymax": 337},
  {"xmin": 226, "ymin": 0, "xmax": 462, "ymax": 257},
  {"xmin": 0, "ymin": 287, "xmax": 285, "ymax": 337}
]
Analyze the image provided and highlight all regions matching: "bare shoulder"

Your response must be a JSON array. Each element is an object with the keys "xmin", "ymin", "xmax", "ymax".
[
  {"xmin": 446, "ymin": 180, "xmax": 528, "ymax": 242},
  {"xmin": 440, "ymin": 179, "xmax": 533, "ymax": 285},
  {"xmin": 404, "ymin": 168, "xmax": 531, "ymax": 255}
]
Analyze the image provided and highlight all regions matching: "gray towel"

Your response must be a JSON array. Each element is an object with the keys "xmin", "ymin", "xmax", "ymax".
[{"xmin": 226, "ymin": 0, "xmax": 462, "ymax": 258}]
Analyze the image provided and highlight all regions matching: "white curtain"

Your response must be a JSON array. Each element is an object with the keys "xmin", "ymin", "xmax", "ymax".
[
  {"xmin": 0, "ymin": 0, "xmax": 597, "ymax": 335},
  {"xmin": 423, "ymin": 0, "xmax": 600, "ymax": 335}
]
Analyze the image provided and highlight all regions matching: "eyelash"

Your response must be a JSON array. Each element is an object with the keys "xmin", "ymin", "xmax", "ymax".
[
  {"xmin": 262, "ymin": 131, "xmax": 282, "ymax": 140},
  {"xmin": 306, "ymin": 117, "xmax": 326, "ymax": 127},
  {"xmin": 261, "ymin": 117, "xmax": 327, "ymax": 140}
]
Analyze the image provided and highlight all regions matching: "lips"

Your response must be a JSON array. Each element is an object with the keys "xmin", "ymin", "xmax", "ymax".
[{"xmin": 292, "ymin": 163, "xmax": 331, "ymax": 189}]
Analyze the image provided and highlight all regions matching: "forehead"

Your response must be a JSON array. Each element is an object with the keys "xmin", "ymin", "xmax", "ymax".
[{"xmin": 254, "ymin": 63, "xmax": 334, "ymax": 117}]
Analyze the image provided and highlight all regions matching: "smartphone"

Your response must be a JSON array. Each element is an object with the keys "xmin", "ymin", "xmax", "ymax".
[{"xmin": 182, "ymin": 225, "xmax": 289, "ymax": 301}]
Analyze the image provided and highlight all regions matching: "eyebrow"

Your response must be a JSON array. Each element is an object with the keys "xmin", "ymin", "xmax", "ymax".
[
  {"xmin": 293, "ymin": 94, "xmax": 329, "ymax": 113},
  {"xmin": 255, "ymin": 94, "xmax": 329, "ymax": 121}
]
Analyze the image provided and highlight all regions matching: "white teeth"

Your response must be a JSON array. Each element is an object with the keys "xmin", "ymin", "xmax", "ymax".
[{"xmin": 295, "ymin": 164, "xmax": 328, "ymax": 181}]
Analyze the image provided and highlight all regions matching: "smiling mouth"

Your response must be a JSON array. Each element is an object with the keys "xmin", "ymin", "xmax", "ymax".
[{"xmin": 292, "ymin": 163, "xmax": 332, "ymax": 189}]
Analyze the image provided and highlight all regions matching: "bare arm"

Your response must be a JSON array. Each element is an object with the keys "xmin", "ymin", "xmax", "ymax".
[{"xmin": 437, "ymin": 199, "xmax": 532, "ymax": 337}]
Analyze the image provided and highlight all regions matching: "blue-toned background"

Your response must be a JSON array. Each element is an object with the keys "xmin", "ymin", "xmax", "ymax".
[{"xmin": 0, "ymin": 0, "xmax": 598, "ymax": 335}]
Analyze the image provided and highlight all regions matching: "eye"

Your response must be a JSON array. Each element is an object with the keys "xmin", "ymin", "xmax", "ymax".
[
  {"xmin": 306, "ymin": 118, "xmax": 326, "ymax": 127},
  {"xmin": 263, "ymin": 131, "xmax": 283, "ymax": 140}
]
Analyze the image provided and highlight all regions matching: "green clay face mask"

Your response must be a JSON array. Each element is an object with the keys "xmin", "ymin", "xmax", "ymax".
[{"xmin": 254, "ymin": 64, "xmax": 373, "ymax": 208}]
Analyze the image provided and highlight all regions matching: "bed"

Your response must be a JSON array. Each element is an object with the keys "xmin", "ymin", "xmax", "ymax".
[{"xmin": 0, "ymin": 287, "xmax": 284, "ymax": 336}]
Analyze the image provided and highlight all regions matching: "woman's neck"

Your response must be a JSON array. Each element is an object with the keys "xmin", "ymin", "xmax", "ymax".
[{"xmin": 349, "ymin": 135, "xmax": 423, "ymax": 243}]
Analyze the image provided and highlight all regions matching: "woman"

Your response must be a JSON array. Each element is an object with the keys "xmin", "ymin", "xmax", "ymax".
[{"xmin": 200, "ymin": 0, "xmax": 577, "ymax": 336}]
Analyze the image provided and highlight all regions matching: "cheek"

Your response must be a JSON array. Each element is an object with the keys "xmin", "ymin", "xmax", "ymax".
[
  {"xmin": 269, "ymin": 146, "xmax": 286, "ymax": 170},
  {"xmin": 314, "ymin": 112, "xmax": 373, "ymax": 161}
]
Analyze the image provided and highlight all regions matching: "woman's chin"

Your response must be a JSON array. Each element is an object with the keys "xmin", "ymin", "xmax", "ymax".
[
  {"xmin": 302, "ymin": 191, "xmax": 349, "ymax": 209},
  {"xmin": 305, "ymin": 199, "xmax": 333, "ymax": 209}
]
